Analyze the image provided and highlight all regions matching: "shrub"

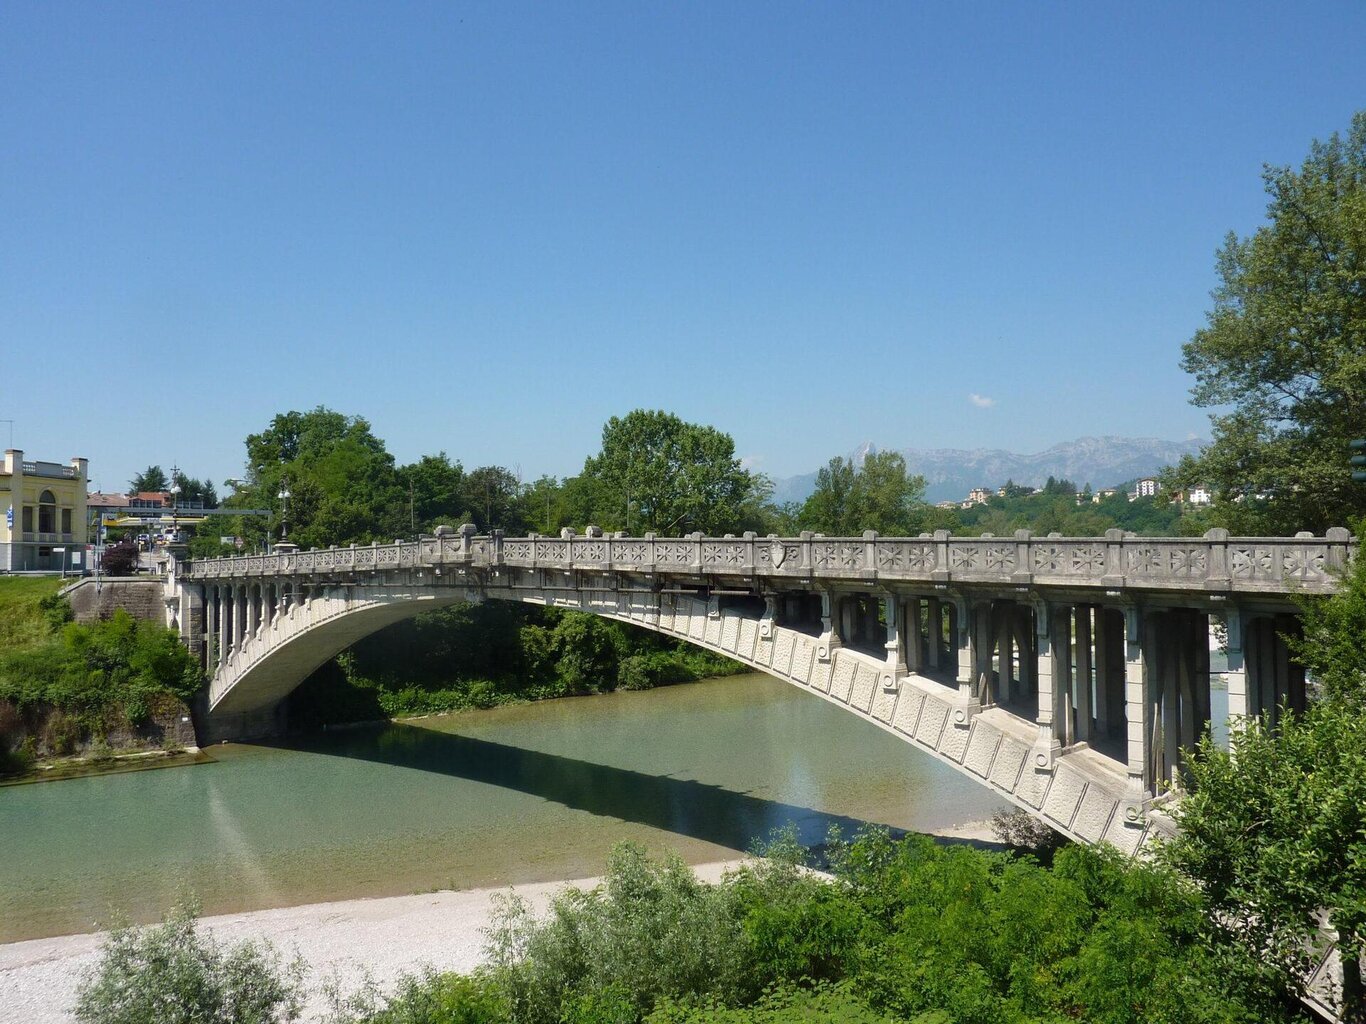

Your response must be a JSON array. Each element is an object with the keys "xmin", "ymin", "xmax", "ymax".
[
  {"xmin": 100, "ymin": 542, "xmax": 140, "ymax": 577},
  {"xmin": 485, "ymin": 843, "xmax": 754, "ymax": 1024},
  {"xmin": 74, "ymin": 900, "xmax": 305, "ymax": 1024}
]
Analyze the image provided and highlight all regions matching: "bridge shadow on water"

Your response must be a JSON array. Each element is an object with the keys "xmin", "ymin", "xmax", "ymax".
[{"xmin": 273, "ymin": 721, "xmax": 917, "ymax": 856}]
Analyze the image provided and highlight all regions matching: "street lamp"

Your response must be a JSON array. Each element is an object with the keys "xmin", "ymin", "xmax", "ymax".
[{"xmin": 278, "ymin": 481, "xmax": 291, "ymax": 542}]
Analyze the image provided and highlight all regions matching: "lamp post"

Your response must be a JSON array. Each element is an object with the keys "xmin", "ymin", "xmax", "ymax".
[{"xmin": 278, "ymin": 481, "xmax": 291, "ymax": 545}]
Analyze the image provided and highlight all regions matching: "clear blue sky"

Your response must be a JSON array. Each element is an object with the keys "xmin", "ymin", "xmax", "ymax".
[{"xmin": 4, "ymin": 2, "xmax": 1364, "ymax": 492}]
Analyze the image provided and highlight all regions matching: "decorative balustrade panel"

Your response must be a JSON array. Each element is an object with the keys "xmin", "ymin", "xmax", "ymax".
[{"xmin": 181, "ymin": 530, "xmax": 1352, "ymax": 597}]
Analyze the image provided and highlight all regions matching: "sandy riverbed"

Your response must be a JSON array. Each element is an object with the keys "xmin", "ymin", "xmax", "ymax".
[{"xmin": 0, "ymin": 819, "xmax": 997, "ymax": 1024}]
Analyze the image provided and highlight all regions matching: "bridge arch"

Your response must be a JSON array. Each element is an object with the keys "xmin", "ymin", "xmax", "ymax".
[{"xmin": 190, "ymin": 576, "xmax": 1161, "ymax": 857}]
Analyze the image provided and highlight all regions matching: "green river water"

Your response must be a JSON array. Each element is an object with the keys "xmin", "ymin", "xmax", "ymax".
[{"xmin": 0, "ymin": 673, "xmax": 1008, "ymax": 944}]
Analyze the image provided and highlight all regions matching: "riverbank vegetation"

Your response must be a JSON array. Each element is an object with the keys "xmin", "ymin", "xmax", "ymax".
[
  {"xmin": 288, "ymin": 603, "xmax": 748, "ymax": 728},
  {"xmin": 0, "ymin": 580, "xmax": 202, "ymax": 777},
  {"xmin": 76, "ymin": 830, "xmax": 1305, "ymax": 1024}
]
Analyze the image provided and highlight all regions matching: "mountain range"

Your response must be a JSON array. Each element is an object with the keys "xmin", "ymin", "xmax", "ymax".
[{"xmin": 769, "ymin": 436, "xmax": 1208, "ymax": 505}]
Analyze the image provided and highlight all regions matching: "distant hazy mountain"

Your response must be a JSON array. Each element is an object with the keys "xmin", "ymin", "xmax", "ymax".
[{"xmin": 770, "ymin": 436, "xmax": 1207, "ymax": 505}]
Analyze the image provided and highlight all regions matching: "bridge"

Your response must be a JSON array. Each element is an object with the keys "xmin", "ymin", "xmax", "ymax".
[{"xmin": 166, "ymin": 525, "xmax": 1353, "ymax": 860}]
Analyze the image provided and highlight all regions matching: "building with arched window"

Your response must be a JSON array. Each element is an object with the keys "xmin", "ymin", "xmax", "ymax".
[{"xmin": 0, "ymin": 450, "xmax": 88, "ymax": 572}]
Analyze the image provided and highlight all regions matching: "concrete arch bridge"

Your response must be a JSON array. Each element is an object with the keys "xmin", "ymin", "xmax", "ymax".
[{"xmin": 170, "ymin": 525, "xmax": 1353, "ymax": 860}]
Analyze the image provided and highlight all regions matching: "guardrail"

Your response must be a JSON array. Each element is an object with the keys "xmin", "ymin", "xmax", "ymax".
[{"xmin": 183, "ymin": 526, "xmax": 1355, "ymax": 596}]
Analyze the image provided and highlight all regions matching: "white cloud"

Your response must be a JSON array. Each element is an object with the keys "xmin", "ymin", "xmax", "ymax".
[{"xmin": 968, "ymin": 393, "xmax": 995, "ymax": 409}]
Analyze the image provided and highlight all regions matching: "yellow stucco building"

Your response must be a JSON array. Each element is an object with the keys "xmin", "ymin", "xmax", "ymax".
[{"xmin": 0, "ymin": 450, "xmax": 89, "ymax": 572}]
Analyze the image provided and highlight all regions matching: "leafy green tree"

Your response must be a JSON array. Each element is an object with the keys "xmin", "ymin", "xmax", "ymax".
[
  {"xmin": 128, "ymin": 465, "xmax": 168, "ymax": 494},
  {"xmin": 1171, "ymin": 111, "xmax": 1366, "ymax": 534},
  {"xmin": 1164, "ymin": 705, "xmax": 1366, "ymax": 1019},
  {"xmin": 170, "ymin": 471, "xmax": 217, "ymax": 508},
  {"xmin": 228, "ymin": 407, "xmax": 405, "ymax": 549},
  {"xmin": 461, "ymin": 465, "xmax": 529, "ymax": 533},
  {"xmin": 798, "ymin": 451, "xmax": 928, "ymax": 535},
  {"xmin": 581, "ymin": 411, "xmax": 763, "ymax": 535},
  {"xmin": 398, "ymin": 453, "xmax": 466, "ymax": 533},
  {"xmin": 1288, "ymin": 535, "xmax": 1366, "ymax": 707},
  {"xmin": 75, "ymin": 899, "xmax": 304, "ymax": 1024}
]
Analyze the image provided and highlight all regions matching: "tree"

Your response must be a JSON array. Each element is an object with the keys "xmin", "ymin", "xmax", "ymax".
[
  {"xmin": 398, "ymin": 453, "xmax": 466, "ymax": 533},
  {"xmin": 230, "ymin": 407, "xmax": 405, "ymax": 549},
  {"xmin": 168, "ymin": 471, "xmax": 217, "ymax": 508},
  {"xmin": 1167, "ymin": 538, "xmax": 1366, "ymax": 1019},
  {"xmin": 799, "ymin": 451, "xmax": 928, "ymax": 536},
  {"xmin": 1171, "ymin": 111, "xmax": 1366, "ymax": 534},
  {"xmin": 581, "ymin": 410, "xmax": 763, "ymax": 535},
  {"xmin": 75, "ymin": 900, "xmax": 304, "ymax": 1024},
  {"xmin": 1164, "ymin": 706, "xmax": 1366, "ymax": 1019},
  {"xmin": 127, "ymin": 466, "xmax": 167, "ymax": 494},
  {"xmin": 100, "ymin": 542, "xmax": 139, "ymax": 577},
  {"xmin": 461, "ymin": 465, "xmax": 528, "ymax": 533}
]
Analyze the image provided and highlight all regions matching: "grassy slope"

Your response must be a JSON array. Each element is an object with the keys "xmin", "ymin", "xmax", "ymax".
[{"xmin": 0, "ymin": 577, "xmax": 66, "ymax": 652}]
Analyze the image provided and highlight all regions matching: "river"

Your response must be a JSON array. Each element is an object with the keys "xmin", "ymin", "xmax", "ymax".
[{"xmin": 0, "ymin": 673, "xmax": 1008, "ymax": 944}]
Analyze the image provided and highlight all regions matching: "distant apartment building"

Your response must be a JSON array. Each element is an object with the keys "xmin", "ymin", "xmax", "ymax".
[
  {"xmin": 1130, "ymin": 478, "xmax": 1159, "ymax": 501},
  {"xmin": 0, "ymin": 450, "xmax": 89, "ymax": 572},
  {"xmin": 1174, "ymin": 485, "xmax": 1213, "ymax": 507},
  {"xmin": 961, "ymin": 487, "xmax": 992, "ymax": 509}
]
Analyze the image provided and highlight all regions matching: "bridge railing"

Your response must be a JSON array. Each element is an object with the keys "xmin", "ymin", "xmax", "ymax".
[{"xmin": 182, "ymin": 526, "xmax": 1355, "ymax": 596}]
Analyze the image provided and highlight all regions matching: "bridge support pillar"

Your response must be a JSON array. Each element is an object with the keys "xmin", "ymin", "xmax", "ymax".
[
  {"xmin": 235, "ymin": 586, "xmax": 247, "ymax": 655},
  {"xmin": 1223, "ymin": 608, "xmax": 1248, "ymax": 726},
  {"xmin": 1073, "ymin": 605, "xmax": 1093, "ymax": 746},
  {"xmin": 925, "ymin": 597, "xmax": 943, "ymax": 674},
  {"xmin": 881, "ymin": 593, "xmax": 907, "ymax": 690},
  {"xmin": 179, "ymin": 584, "xmax": 205, "ymax": 663},
  {"xmin": 1032, "ymin": 602, "xmax": 1064, "ymax": 767},
  {"xmin": 1124, "ymin": 606, "xmax": 1152, "ymax": 798},
  {"xmin": 817, "ymin": 589, "xmax": 840, "ymax": 661},
  {"xmin": 905, "ymin": 598, "xmax": 923, "ymax": 673},
  {"xmin": 952, "ymin": 595, "xmax": 977, "ymax": 702}
]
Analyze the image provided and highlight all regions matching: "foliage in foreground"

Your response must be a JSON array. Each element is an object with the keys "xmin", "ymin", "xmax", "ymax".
[
  {"xmin": 75, "ymin": 832, "xmax": 1292, "ymax": 1023},
  {"xmin": 319, "ymin": 832, "xmax": 1282, "ymax": 1024},
  {"xmin": 75, "ymin": 900, "xmax": 305, "ymax": 1024},
  {"xmin": 1165, "ymin": 702, "xmax": 1366, "ymax": 1017}
]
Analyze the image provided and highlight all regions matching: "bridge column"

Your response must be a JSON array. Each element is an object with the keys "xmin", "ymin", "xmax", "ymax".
[
  {"xmin": 881, "ymin": 593, "xmax": 907, "ymax": 689},
  {"xmin": 905, "ymin": 598, "xmax": 923, "ymax": 673},
  {"xmin": 758, "ymin": 594, "xmax": 777, "ymax": 640},
  {"xmin": 818, "ymin": 589, "xmax": 841, "ymax": 658},
  {"xmin": 1124, "ymin": 606, "xmax": 1153, "ymax": 798},
  {"xmin": 1223, "ymin": 607, "xmax": 1248, "ymax": 725},
  {"xmin": 248, "ymin": 584, "xmax": 261, "ymax": 641},
  {"xmin": 995, "ymin": 602, "xmax": 1013, "ymax": 704},
  {"xmin": 925, "ymin": 597, "xmax": 943, "ymax": 674},
  {"xmin": 179, "ymin": 584, "xmax": 205, "ymax": 664},
  {"xmin": 217, "ymin": 585, "xmax": 229, "ymax": 666},
  {"xmin": 952, "ymin": 596, "xmax": 977, "ymax": 702},
  {"xmin": 970, "ymin": 599, "xmax": 995, "ymax": 704},
  {"xmin": 1074, "ymin": 605, "xmax": 1094, "ymax": 745},
  {"xmin": 1033, "ymin": 602, "xmax": 1064, "ymax": 765},
  {"xmin": 235, "ymin": 585, "xmax": 248, "ymax": 654}
]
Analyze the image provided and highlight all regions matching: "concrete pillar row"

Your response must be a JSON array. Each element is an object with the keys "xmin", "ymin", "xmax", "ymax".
[{"xmin": 905, "ymin": 598, "xmax": 923, "ymax": 672}]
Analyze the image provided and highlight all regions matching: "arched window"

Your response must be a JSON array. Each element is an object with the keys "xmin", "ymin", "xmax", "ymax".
[{"xmin": 38, "ymin": 490, "xmax": 56, "ymax": 533}]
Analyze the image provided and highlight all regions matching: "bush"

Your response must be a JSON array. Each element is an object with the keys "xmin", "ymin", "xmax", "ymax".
[
  {"xmin": 485, "ymin": 843, "xmax": 756, "ymax": 1023},
  {"xmin": 0, "ymin": 610, "xmax": 202, "ymax": 746},
  {"xmin": 74, "ymin": 900, "xmax": 305, "ymax": 1024},
  {"xmin": 100, "ymin": 542, "xmax": 140, "ymax": 577}
]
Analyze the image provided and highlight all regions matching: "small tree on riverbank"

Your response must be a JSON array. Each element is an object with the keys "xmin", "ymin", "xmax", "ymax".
[{"xmin": 75, "ymin": 900, "xmax": 305, "ymax": 1024}]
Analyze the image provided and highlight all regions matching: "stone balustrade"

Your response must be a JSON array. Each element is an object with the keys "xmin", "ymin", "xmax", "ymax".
[{"xmin": 184, "ymin": 526, "xmax": 1354, "ymax": 597}]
